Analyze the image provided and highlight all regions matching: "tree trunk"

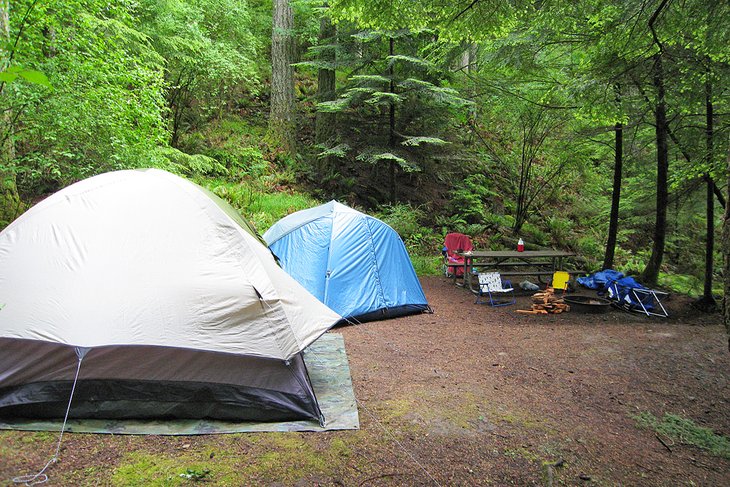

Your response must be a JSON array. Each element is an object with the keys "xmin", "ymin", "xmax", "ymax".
[
  {"xmin": 641, "ymin": 53, "xmax": 669, "ymax": 287},
  {"xmin": 0, "ymin": 0, "xmax": 8, "ymax": 72},
  {"xmin": 315, "ymin": 7, "xmax": 336, "ymax": 178},
  {"xmin": 1, "ymin": 0, "xmax": 11, "ymax": 144},
  {"xmin": 1, "ymin": 2, "xmax": 14, "ymax": 161},
  {"xmin": 0, "ymin": 0, "xmax": 21, "ymax": 229},
  {"xmin": 696, "ymin": 74, "xmax": 717, "ymax": 310},
  {"xmin": 388, "ymin": 36, "xmax": 396, "ymax": 202},
  {"xmin": 724, "ymin": 145, "xmax": 730, "ymax": 351},
  {"xmin": 603, "ymin": 87, "xmax": 623, "ymax": 270},
  {"xmin": 269, "ymin": 0, "xmax": 296, "ymax": 156}
]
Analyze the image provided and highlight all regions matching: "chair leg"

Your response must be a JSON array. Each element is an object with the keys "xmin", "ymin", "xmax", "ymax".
[{"xmin": 488, "ymin": 290, "xmax": 515, "ymax": 307}]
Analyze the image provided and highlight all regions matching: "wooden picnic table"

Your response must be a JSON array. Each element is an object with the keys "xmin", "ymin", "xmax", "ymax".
[{"xmin": 455, "ymin": 249, "xmax": 578, "ymax": 293}]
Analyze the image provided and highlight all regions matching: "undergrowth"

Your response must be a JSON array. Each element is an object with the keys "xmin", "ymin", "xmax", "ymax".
[{"xmin": 634, "ymin": 412, "xmax": 730, "ymax": 459}]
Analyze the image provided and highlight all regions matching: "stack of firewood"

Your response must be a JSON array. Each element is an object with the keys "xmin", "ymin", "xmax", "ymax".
[{"xmin": 516, "ymin": 287, "xmax": 570, "ymax": 315}]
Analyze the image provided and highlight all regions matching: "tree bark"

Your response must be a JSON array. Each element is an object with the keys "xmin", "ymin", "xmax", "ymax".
[
  {"xmin": 0, "ymin": 0, "xmax": 21, "ymax": 229},
  {"xmin": 640, "ymin": 53, "xmax": 669, "ymax": 287},
  {"xmin": 603, "ymin": 87, "xmax": 623, "ymax": 271},
  {"xmin": 0, "ymin": 0, "xmax": 8, "ymax": 71},
  {"xmin": 696, "ymin": 74, "xmax": 717, "ymax": 310},
  {"xmin": 724, "ymin": 145, "xmax": 730, "ymax": 351},
  {"xmin": 315, "ymin": 7, "xmax": 336, "ymax": 177},
  {"xmin": 388, "ymin": 36, "xmax": 396, "ymax": 202},
  {"xmin": 1, "ymin": 0, "xmax": 12, "ymax": 146},
  {"xmin": 1, "ymin": 2, "xmax": 14, "ymax": 160},
  {"xmin": 269, "ymin": 0, "xmax": 296, "ymax": 155}
]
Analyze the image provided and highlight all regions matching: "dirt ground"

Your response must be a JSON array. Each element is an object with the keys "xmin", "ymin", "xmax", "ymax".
[{"xmin": 1, "ymin": 276, "xmax": 729, "ymax": 486}]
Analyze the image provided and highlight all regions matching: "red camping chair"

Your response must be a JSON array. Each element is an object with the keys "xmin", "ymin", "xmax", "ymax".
[{"xmin": 442, "ymin": 233, "xmax": 473, "ymax": 277}]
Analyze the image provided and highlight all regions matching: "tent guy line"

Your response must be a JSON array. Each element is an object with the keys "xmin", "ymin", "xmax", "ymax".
[{"xmin": 12, "ymin": 348, "xmax": 88, "ymax": 486}]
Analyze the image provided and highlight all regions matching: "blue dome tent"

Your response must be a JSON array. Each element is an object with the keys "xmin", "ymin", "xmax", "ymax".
[{"xmin": 263, "ymin": 201, "xmax": 430, "ymax": 322}]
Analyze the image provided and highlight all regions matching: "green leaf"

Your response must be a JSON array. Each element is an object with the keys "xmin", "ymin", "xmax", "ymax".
[
  {"xmin": 386, "ymin": 54, "xmax": 434, "ymax": 71},
  {"xmin": 317, "ymin": 143, "xmax": 351, "ymax": 159},
  {"xmin": 0, "ymin": 71, "xmax": 19, "ymax": 83},
  {"xmin": 401, "ymin": 136, "xmax": 449, "ymax": 147},
  {"xmin": 19, "ymin": 69, "xmax": 52, "ymax": 88},
  {"xmin": 350, "ymin": 74, "xmax": 391, "ymax": 85},
  {"xmin": 366, "ymin": 92, "xmax": 403, "ymax": 104}
]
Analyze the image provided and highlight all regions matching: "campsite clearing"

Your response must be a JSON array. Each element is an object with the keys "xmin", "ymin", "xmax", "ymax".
[{"xmin": 1, "ymin": 276, "xmax": 728, "ymax": 485}]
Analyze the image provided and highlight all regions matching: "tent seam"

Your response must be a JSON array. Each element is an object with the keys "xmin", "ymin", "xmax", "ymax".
[{"xmin": 362, "ymin": 217, "xmax": 387, "ymax": 310}]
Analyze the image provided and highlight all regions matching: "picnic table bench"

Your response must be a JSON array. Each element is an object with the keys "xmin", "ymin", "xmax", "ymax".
[{"xmin": 454, "ymin": 249, "xmax": 585, "ymax": 293}]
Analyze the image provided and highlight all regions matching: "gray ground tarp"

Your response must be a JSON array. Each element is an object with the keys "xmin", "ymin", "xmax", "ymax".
[{"xmin": 0, "ymin": 333, "xmax": 358, "ymax": 434}]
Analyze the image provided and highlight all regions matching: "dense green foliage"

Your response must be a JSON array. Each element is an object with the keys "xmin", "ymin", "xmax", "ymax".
[
  {"xmin": 3, "ymin": 0, "xmax": 169, "ymax": 194},
  {"xmin": 1, "ymin": 0, "xmax": 727, "ymax": 297}
]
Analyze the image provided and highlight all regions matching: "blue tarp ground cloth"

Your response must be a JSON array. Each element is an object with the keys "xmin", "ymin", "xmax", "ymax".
[{"xmin": 263, "ymin": 201, "xmax": 429, "ymax": 322}]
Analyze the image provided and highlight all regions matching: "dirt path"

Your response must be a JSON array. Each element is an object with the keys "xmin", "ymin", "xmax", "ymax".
[
  {"xmin": 1, "ymin": 276, "xmax": 728, "ymax": 486},
  {"xmin": 340, "ymin": 277, "xmax": 729, "ymax": 485}
]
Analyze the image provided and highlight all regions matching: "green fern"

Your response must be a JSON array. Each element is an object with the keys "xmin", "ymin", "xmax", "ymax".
[
  {"xmin": 401, "ymin": 136, "xmax": 449, "ymax": 147},
  {"xmin": 317, "ymin": 143, "xmax": 351, "ymax": 159},
  {"xmin": 386, "ymin": 54, "xmax": 435, "ymax": 71}
]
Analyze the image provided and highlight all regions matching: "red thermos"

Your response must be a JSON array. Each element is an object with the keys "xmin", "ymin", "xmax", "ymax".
[{"xmin": 517, "ymin": 238, "xmax": 524, "ymax": 252}]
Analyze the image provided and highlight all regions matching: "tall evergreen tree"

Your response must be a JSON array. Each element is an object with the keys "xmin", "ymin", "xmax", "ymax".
[
  {"xmin": 269, "ymin": 0, "xmax": 296, "ymax": 155},
  {"xmin": 314, "ymin": 6, "xmax": 336, "ymax": 178},
  {"xmin": 313, "ymin": 29, "xmax": 469, "ymax": 204}
]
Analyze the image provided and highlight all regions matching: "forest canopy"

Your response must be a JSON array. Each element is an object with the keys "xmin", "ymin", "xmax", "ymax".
[{"xmin": 1, "ymin": 0, "xmax": 728, "ymax": 305}]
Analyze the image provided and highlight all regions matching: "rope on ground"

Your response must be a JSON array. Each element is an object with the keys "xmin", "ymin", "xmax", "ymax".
[{"xmin": 13, "ymin": 347, "xmax": 88, "ymax": 486}]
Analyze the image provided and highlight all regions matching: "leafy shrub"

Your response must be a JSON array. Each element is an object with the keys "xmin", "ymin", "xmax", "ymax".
[
  {"xmin": 615, "ymin": 247, "xmax": 651, "ymax": 275},
  {"xmin": 483, "ymin": 212, "xmax": 514, "ymax": 229},
  {"xmin": 377, "ymin": 203, "xmax": 442, "ymax": 256},
  {"xmin": 576, "ymin": 234, "xmax": 603, "ymax": 270},
  {"xmin": 446, "ymin": 174, "xmax": 499, "ymax": 225},
  {"xmin": 206, "ymin": 146, "xmax": 269, "ymax": 178},
  {"xmin": 520, "ymin": 222, "xmax": 547, "ymax": 247},
  {"xmin": 377, "ymin": 203, "xmax": 426, "ymax": 242},
  {"xmin": 657, "ymin": 272, "xmax": 714, "ymax": 297},
  {"xmin": 157, "ymin": 147, "xmax": 227, "ymax": 177},
  {"xmin": 203, "ymin": 179, "xmax": 319, "ymax": 234},
  {"xmin": 410, "ymin": 255, "xmax": 443, "ymax": 276},
  {"xmin": 545, "ymin": 216, "xmax": 573, "ymax": 247}
]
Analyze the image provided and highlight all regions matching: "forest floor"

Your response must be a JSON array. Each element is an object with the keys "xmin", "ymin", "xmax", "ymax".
[{"xmin": 1, "ymin": 276, "xmax": 729, "ymax": 486}]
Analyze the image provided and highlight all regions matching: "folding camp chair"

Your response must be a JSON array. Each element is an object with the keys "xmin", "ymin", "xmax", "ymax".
[
  {"xmin": 606, "ymin": 277, "xmax": 669, "ymax": 318},
  {"xmin": 551, "ymin": 271, "xmax": 570, "ymax": 293},
  {"xmin": 442, "ymin": 233, "xmax": 473, "ymax": 277},
  {"xmin": 475, "ymin": 272, "xmax": 515, "ymax": 307}
]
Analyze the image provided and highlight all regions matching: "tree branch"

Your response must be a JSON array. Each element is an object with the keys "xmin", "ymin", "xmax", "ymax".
[
  {"xmin": 648, "ymin": 0, "xmax": 672, "ymax": 52},
  {"xmin": 452, "ymin": 0, "xmax": 480, "ymax": 24}
]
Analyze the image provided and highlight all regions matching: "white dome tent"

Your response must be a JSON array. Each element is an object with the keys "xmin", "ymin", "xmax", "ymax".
[{"xmin": 0, "ymin": 169, "xmax": 341, "ymax": 423}]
